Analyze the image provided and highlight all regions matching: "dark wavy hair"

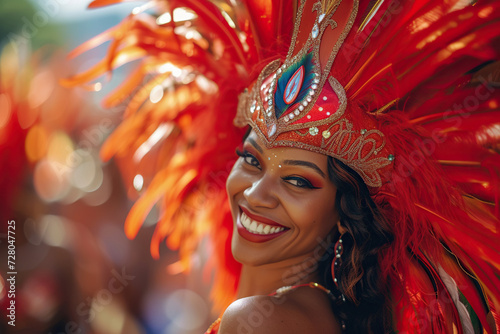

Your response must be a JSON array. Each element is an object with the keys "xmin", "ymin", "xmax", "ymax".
[{"xmin": 317, "ymin": 157, "xmax": 395, "ymax": 333}]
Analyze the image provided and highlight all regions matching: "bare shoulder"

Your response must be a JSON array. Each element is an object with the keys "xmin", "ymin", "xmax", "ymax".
[{"xmin": 218, "ymin": 288, "xmax": 341, "ymax": 334}]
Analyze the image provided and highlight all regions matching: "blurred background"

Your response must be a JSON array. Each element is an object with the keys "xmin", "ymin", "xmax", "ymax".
[{"xmin": 0, "ymin": 1, "xmax": 214, "ymax": 333}]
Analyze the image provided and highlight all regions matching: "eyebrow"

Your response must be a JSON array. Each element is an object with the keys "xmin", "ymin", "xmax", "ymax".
[
  {"xmin": 247, "ymin": 137, "xmax": 263, "ymax": 154},
  {"xmin": 283, "ymin": 160, "xmax": 326, "ymax": 178}
]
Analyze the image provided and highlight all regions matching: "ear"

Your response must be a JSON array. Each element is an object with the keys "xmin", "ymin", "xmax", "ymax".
[{"xmin": 337, "ymin": 220, "xmax": 347, "ymax": 235}]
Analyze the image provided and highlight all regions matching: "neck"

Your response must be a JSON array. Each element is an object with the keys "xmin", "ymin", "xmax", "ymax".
[{"xmin": 236, "ymin": 254, "xmax": 322, "ymax": 299}]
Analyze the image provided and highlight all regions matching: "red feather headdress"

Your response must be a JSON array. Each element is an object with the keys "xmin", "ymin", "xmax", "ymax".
[{"xmin": 64, "ymin": 0, "xmax": 500, "ymax": 332}]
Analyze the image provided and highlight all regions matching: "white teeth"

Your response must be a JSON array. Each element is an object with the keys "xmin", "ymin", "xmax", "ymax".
[
  {"xmin": 240, "ymin": 212, "xmax": 285, "ymax": 235},
  {"xmin": 257, "ymin": 224, "xmax": 264, "ymax": 233}
]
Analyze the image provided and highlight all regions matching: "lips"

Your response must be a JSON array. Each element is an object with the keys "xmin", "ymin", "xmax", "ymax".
[{"xmin": 236, "ymin": 206, "xmax": 289, "ymax": 243}]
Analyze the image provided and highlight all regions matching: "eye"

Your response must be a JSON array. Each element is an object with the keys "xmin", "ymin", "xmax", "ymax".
[
  {"xmin": 236, "ymin": 149, "xmax": 261, "ymax": 170},
  {"xmin": 282, "ymin": 176, "xmax": 318, "ymax": 189}
]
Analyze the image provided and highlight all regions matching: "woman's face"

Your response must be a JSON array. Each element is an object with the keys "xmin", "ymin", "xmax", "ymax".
[{"xmin": 226, "ymin": 130, "xmax": 338, "ymax": 266}]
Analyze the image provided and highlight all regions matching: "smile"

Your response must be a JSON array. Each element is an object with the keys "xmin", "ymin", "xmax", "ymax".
[
  {"xmin": 240, "ymin": 212, "xmax": 286, "ymax": 235},
  {"xmin": 236, "ymin": 207, "xmax": 289, "ymax": 243}
]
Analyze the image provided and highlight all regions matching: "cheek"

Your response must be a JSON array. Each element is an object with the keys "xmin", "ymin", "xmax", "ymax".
[
  {"xmin": 290, "ymin": 196, "xmax": 337, "ymax": 231},
  {"xmin": 226, "ymin": 161, "xmax": 246, "ymax": 199}
]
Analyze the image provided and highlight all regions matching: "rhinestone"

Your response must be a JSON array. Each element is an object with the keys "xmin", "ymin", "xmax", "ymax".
[
  {"xmin": 306, "ymin": 96, "xmax": 312, "ymax": 103},
  {"xmin": 302, "ymin": 101, "xmax": 308, "ymax": 107},
  {"xmin": 318, "ymin": 107, "xmax": 323, "ymax": 111},
  {"xmin": 322, "ymin": 130, "xmax": 331, "ymax": 139},
  {"xmin": 314, "ymin": 78, "xmax": 320, "ymax": 84},
  {"xmin": 336, "ymin": 254, "xmax": 341, "ymax": 258},
  {"xmin": 309, "ymin": 127, "xmax": 319, "ymax": 136},
  {"xmin": 360, "ymin": 129, "xmax": 367, "ymax": 135},
  {"xmin": 277, "ymin": 68, "xmax": 282, "ymax": 74},
  {"xmin": 323, "ymin": 96, "xmax": 327, "ymax": 101},
  {"xmin": 289, "ymin": 113, "xmax": 295, "ymax": 119},
  {"xmin": 256, "ymin": 106, "xmax": 261, "ymax": 111},
  {"xmin": 388, "ymin": 154, "xmax": 395, "ymax": 161},
  {"xmin": 250, "ymin": 103, "xmax": 256, "ymax": 114},
  {"xmin": 312, "ymin": 84, "xmax": 318, "ymax": 89},
  {"xmin": 374, "ymin": 151, "xmax": 378, "ymax": 155},
  {"xmin": 284, "ymin": 116, "xmax": 289, "ymax": 122},
  {"xmin": 294, "ymin": 110, "xmax": 300, "ymax": 116},
  {"xmin": 267, "ymin": 112, "xmax": 272, "ymax": 117},
  {"xmin": 309, "ymin": 90, "xmax": 315, "ymax": 96},
  {"xmin": 298, "ymin": 105, "xmax": 304, "ymax": 111},
  {"xmin": 307, "ymin": 115, "xmax": 311, "ymax": 119},
  {"xmin": 334, "ymin": 278, "xmax": 338, "ymax": 283},
  {"xmin": 319, "ymin": 13, "xmax": 325, "ymax": 23},
  {"xmin": 268, "ymin": 123, "xmax": 276, "ymax": 136},
  {"xmin": 264, "ymin": 96, "xmax": 268, "ymax": 102},
  {"xmin": 312, "ymin": 23, "xmax": 319, "ymax": 38},
  {"xmin": 326, "ymin": 112, "xmax": 331, "ymax": 116}
]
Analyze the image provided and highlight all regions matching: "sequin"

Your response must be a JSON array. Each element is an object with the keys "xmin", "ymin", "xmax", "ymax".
[
  {"xmin": 312, "ymin": 23, "xmax": 319, "ymax": 38},
  {"xmin": 322, "ymin": 130, "xmax": 331, "ymax": 139},
  {"xmin": 268, "ymin": 123, "xmax": 277, "ymax": 136},
  {"xmin": 294, "ymin": 110, "xmax": 300, "ymax": 116},
  {"xmin": 309, "ymin": 127, "xmax": 319, "ymax": 136},
  {"xmin": 360, "ymin": 129, "xmax": 367, "ymax": 135}
]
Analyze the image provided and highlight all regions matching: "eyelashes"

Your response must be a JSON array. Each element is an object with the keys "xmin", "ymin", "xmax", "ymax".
[
  {"xmin": 236, "ymin": 148, "xmax": 261, "ymax": 169},
  {"xmin": 236, "ymin": 148, "xmax": 318, "ymax": 189},
  {"xmin": 281, "ymin": 176, "xmax": 318, "ymax": 189}
]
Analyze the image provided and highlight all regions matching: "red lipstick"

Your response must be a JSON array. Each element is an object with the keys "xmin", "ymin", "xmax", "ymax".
[{"xmin": 236, "ymin": 206, "xmax": 289, "ymax": 243}]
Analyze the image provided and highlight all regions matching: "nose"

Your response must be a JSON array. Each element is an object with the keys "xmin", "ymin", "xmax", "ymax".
[{"xmin": 243, "ymin": 174, "xmax": 279, "ymax": 209}]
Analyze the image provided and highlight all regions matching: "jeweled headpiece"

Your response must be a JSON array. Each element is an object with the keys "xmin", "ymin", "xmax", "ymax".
[{"xmin": 236, "ymin": 0, "xmax": 392, "ymax": 187}]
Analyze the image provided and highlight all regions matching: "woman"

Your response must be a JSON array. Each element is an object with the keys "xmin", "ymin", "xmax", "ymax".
[
  {"xmin": 67, "ymin": 0, "xmax": 500, "ymax": 332},
  {"xmin": 216, "ymin": 129, "xmax": 393, "ymax": 333}
]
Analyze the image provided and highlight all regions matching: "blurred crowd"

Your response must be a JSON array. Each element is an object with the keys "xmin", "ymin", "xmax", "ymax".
[{"xmin": 0, "ymin": 1, "xmax": 213, "ymax": 333}]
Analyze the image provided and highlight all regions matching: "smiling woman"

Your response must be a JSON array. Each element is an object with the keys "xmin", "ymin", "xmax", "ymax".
[
  {"xmin": 66, "ymin": 0, "xmax": 500, "ymax": 333},
  {"xmin": 222, "ymin": 130, "xmax": 393, "ymax": 332},
  {"xmin": 228, "ymin": 131, "xmax": 338, "ymax": 265}
]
